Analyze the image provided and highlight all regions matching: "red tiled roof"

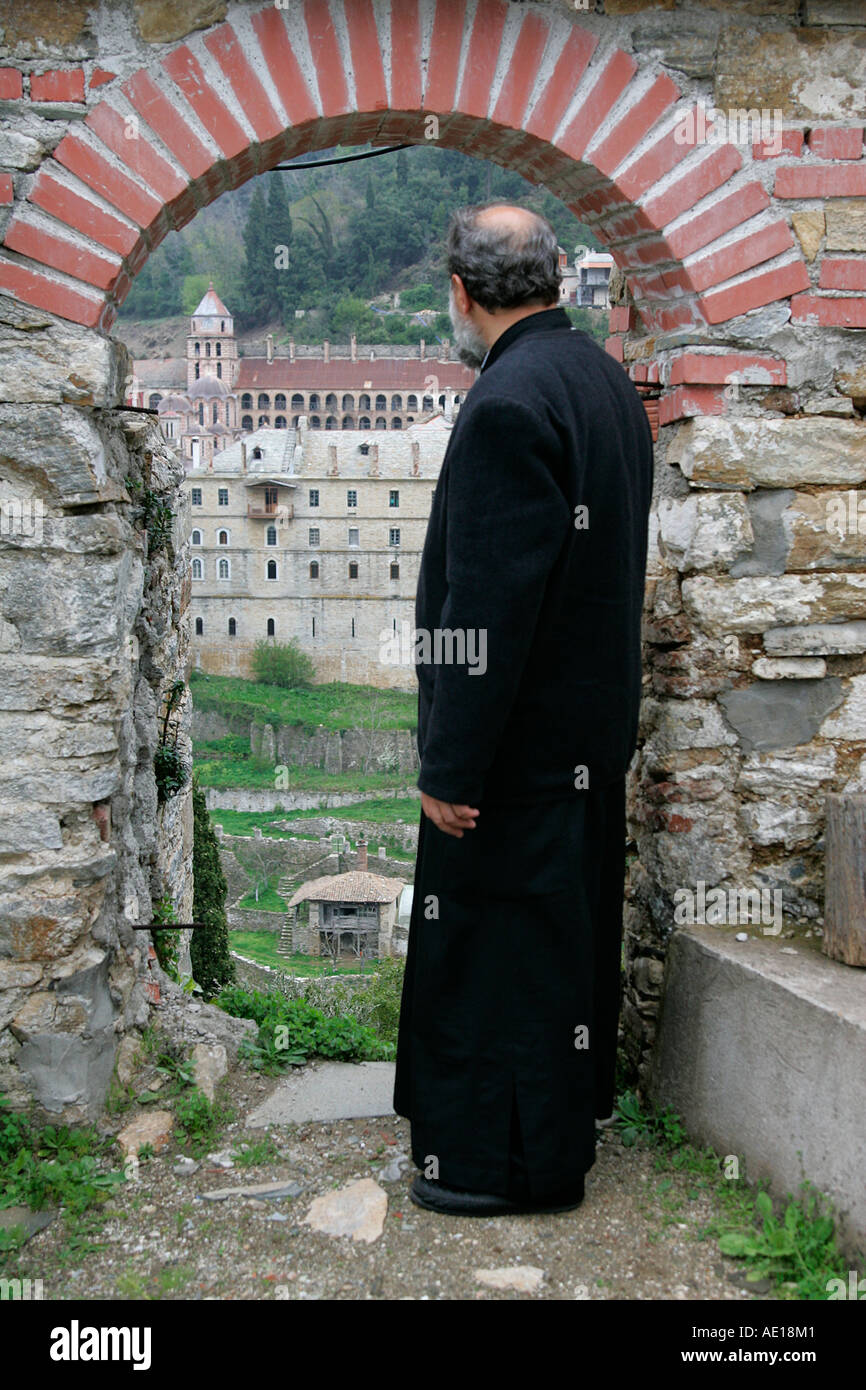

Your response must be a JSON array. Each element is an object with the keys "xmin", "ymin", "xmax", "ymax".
[{"xmin": 236, "ymin": 358, "xmax": 475, "ymax": 390}]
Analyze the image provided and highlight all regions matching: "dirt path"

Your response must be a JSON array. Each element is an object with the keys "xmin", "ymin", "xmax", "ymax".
[{"xmin": 6, "ymin": 1065, "xmax": 773, "ymax": 1303}]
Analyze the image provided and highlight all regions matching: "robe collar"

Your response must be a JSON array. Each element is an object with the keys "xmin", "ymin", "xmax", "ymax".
[{"xmin": 479, "ymin": 306, "xmax": 573, "ymax": 374}]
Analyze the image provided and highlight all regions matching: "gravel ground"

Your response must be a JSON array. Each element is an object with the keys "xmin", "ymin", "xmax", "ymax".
[{"xmin": 5, "ymin": 1063, "xmax": 776, "ymax": 1303}]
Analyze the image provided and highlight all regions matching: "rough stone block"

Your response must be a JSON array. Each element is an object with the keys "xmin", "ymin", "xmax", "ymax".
[
  {"xmin": 718, "ymin": 678, "xmax": 844, "ymax": 751},
  {"xmin": 716, "ymin": 27, "xmax": 866, "ymax": 119},
  {"xmin": 668, "ymin": 418, "xmax": 866, "ymax": 490},
  {"xmin": 683, "ymin": 574, "xmax": 866, "ymax": 634},
  {"xmin": 819, "ymin": 674, "xmax": 866, "ymax": 740},
  {"xmin": 0, "ymin": 298, "xmax": 128, "ymax": 406},
  {"xmin": 825, "ymin": 201, "xmax": 866, "ymax": 252},
  {"xmin": 657, "ymin": 493, "xmax": 753, "ymax": 572},
  {"xmin": 751, "ymin": 656, "xmax": 827, "ymax": 680},
  {"xmin": 764, "ymin": 621, "xmax": 866, "ymax": 656}
]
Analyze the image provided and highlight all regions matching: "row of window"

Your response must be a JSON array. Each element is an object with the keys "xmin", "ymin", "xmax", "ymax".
[
  {"xmin": 191, "ymin": 558, "xmax": 401, "ymax": 581},
  {"xmin": 191, "ymin": 528, "xmax": 401, "ymax": 548},
  {"xmin": 241, "ymin": 416, "xmax": 412, "ymax": 430},
  {"xmin": 191, "ymin": 488, "xmax": 404, "ymax": 508},
  {"xmin": 195, "ymin": 615, "xmax": 399, "ymax": 638},
  {"xmin": 238, "ymin": 393, "xmax": 458, "ymax": 412}
]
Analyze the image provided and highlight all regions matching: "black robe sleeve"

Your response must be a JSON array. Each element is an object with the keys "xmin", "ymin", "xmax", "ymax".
[{"xmin": 416, "ymin": 393, "xmax": 573, "ymax": 806}]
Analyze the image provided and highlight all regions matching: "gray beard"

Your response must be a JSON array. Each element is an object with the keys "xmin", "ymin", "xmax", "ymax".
[{"xmin": 449, "ymin": 291, "xmax": 488, "ymax": 370}]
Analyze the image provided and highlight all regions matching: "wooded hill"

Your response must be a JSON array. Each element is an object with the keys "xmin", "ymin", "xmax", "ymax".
[{"xmin": 118, "ymin": 143, "xmax": 606, "ymax": 346}]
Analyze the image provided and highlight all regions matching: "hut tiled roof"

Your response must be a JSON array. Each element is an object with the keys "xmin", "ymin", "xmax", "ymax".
[{"xmin": 287, "ymin": 870, "xmax": 405, "ymax": 908}]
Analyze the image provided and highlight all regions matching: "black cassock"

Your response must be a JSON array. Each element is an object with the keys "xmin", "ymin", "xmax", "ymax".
[{"xmin": 393, "ymin": 308, "xmax": 654, "ymax": 1201}]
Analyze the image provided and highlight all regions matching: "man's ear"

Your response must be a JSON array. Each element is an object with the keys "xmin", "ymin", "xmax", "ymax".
[{"xmin": 451, "ymin": 274, "xmax": 472, "ymax": 316}]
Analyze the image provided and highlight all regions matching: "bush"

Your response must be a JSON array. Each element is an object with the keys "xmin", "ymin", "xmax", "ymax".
[
  {"xmin": 190, "ymin": 780, "xmax": 235, "ymax": 999},
  {"xmin": 215, "ymin": 985, "xmax": 392, "ymax": 1073},
  {"xmin": 250, "ymin": 639, "xmax": 315, "ymax": 690}
]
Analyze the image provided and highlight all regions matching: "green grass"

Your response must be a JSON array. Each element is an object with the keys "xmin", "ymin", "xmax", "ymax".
[
  {"xmin": 612, "ymin": 1090, "xmax": 855, "ymax": 1301},
  {"xmin": 194, "ymin": 755, "xmax": 411, "ymax": 793},
  {"xmin": 229, "ymin": 933, "xmax": 373, "ymax": 975},
  {"xmin": 238, "ymin": 875, "xmax": 288, "ymax": 912},
  {"xmin": 190, "ymin": 671, "xmax": 417, "ymax": 731},
  {"xmin": 0, "ymin": 1097, "xmax": 127, "ymax": 1258},
  {"xmin": 173, "ymin": 1089, "xmax": 235, "ymax": 1159},
  {"xmin": 211, "ymin": 798, "xmax": 420, "ymax": 841},
  {"xmin": 232, "ymin": 1136, "xmax": 281, "ymax": 1168}
]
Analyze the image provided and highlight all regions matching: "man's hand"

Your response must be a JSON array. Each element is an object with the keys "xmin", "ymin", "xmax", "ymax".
[{"xmin": 421, "ymin": 791, "xmax": 480, "ymax": 838}]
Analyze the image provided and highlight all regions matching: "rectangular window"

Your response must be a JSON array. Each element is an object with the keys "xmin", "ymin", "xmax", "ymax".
[
  {"xmin": 218, "ymin": 488, "xmax": 229, "ymax": 506},
  {"xmin": 347, "ymin": 489, "xmax": 357, "ymax": 508},
  {"xmin": 348, "ymin": 527, "xmax": 360, "ymax": 548},
  {"xmin": 309, "ymin": 528, "xmax": 320, "ymax": 547},
  {"xmin": 191, "ymin": 488, "xmax": 202, "ymax": 506},
  {"xmin": 309, "ymin": 489, "xmax": 319, "ymax": 507},
  {"xmin": 389, "ymin": 489, "xmax": 399, "ymax": 507},
  {"xmin": 389, "ymin": 528, "xmax": 400, "ymax": 546}
]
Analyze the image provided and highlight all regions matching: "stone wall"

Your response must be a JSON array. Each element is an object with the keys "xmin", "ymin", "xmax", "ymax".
[
  {"xmin": 226, "ymin": 906, "xmax": 283, "ymax": 932},
  {"xmin": 203, "ymin": 786, "xmax": 420, "ymax": 814},
  {"xmin": 230, "ymin": 952, "xmax": 376, "ymax": 1015},
  {"xmin": 0, "ymin": 300, "xmax": 192, "ymax": 1118},
  {"xmin": 253, "ymin": 723, "xmax": 419, "ymax": 776}
]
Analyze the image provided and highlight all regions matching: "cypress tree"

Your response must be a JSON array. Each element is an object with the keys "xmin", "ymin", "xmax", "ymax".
[
  {"xmin": 190, "ymin": 779, "xmax": 235, "ymax": 1000},
  {"xmin": 266, "ymin": 173, "xmax": 295, "ymax": 325},
  {"xmin": 241, "ymin": 183, "xmax": 272, "ymax": 325}
]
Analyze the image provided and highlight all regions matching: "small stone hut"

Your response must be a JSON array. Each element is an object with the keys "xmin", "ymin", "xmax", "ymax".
[{"xmin": 287, "ymin": 865, "xmax": 405, "ymax": 961}]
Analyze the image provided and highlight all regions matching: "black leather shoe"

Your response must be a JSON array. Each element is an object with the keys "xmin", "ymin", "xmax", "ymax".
[{"xmin": 409, "ymin": 1172, "xmax": 584, "ymax": 1217}]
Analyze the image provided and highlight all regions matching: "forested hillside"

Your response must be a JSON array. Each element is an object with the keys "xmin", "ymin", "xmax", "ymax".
[{"xmin": 119, "ymin": 143, "xmax": 606, "ymax": 345}]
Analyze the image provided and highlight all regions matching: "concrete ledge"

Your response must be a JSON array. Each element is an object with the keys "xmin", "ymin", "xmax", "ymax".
[{"xmin": 648, "ymin": 924, "xmax": 866, "ymax": 1258}]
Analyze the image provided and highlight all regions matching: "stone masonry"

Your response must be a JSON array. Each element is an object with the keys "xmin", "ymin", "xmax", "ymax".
[{"xmin": 0, "ymin": 0, "xmax": 864, "ymax": 1112}]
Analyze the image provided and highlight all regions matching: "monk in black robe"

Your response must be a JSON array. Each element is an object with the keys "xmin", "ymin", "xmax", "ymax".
[{"xmin": 393, "ymin": 203, "xmax": 654, "ymax": 1216}]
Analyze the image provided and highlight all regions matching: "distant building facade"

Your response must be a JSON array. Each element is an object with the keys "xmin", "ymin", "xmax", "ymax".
[
  {"xmin": 558, "ymin": 246, "xmax": 615, "ymax": 308},
  {"xmin": 126, "ymin": 284, "xmax": 474, "ymax": 467},
  {"xmin": 184, "ymin": 416, "xmax": 453, "ymax": 689},
  {"xmin": 128, "ymin": 287, "xmax": 475, "ymax": 689}
]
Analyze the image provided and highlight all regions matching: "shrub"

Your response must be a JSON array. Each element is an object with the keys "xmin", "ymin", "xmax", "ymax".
[
  {"xmin": 215, "ymin": 985, "xmax": 392, "ymax": 1073},
  {"xmin": 250, "ymin": 639, "xmax": 315, "ymax": 690},
  {"xmin": 190, "ymin": 780, "xmax": 235, "ymax": 999}
]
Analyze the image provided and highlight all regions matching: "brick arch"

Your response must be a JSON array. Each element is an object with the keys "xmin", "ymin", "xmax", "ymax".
[{"xmin": 0, "ymin": 0, "xmax": 810, "ymax": 344}]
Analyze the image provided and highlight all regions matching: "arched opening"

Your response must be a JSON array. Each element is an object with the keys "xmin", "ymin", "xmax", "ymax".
[{"xmin": 1, "ymin": 0, "xmax": 846, "ymax": 1141}]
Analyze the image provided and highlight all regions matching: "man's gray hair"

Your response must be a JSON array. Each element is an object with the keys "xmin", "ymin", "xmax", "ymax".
[{"xmin": 447, "ymin": 203, "xmax": 562, "ymax": 312}]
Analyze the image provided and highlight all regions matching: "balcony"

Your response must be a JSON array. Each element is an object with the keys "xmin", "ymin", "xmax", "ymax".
[{"xmin": 247, "ymin": 502, "xmax": 293, "ymax": 520}]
